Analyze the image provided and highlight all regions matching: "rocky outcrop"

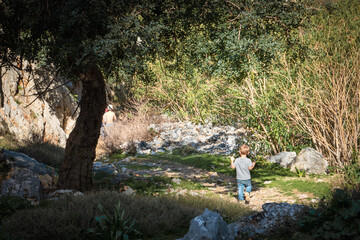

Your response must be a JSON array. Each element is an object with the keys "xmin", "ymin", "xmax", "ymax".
[
  {"xmin": 0, "ymin": 148, "xmax": 58, "ymax": 203},
  {"xmin": 180, "ymin": 208, "xmax": 233, "ymax": 240},
  {"xmin": 0, "ymin": 62, "xmax": 79, "ymax": 147},
  {"xmin": 228, "ymin": 202, "xmax": 308, "ymax": 238},
  {"xmin": 290, "ymin": 148, "xmax": 328, "ymax": 174},
  {"xmin": 130, "ymin": 121, "xmax": 264, "ymax": 155},
  {"xmin": 266, "ymin": 148, "xmax": 328, "ymax": 174},
  {"xmin": 267, "ymin": 151, "xmax": 296, "ymax": 168}
]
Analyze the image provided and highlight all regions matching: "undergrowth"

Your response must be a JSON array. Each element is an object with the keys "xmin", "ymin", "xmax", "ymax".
[{"xmin": 0, "ymin": 191, "xmax": 251, "ymax": 240}]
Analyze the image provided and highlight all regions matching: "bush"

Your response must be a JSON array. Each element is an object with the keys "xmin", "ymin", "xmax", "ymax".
[
  {"xmin": 0, "ymin": 191, "xmax": 202, "ymax": 239},
  {"xmin": 0, "ymin": 195, "xmax": 32, "ymax": 221},
  {"xmin": 17, "ymin": 141, "xmax": 65, "ymax": 168},
  {"xmin": 85, "ymin": 202, "xmax": 141, "ymax": 240},
  {"xmin": 293, "ymin": 189, "xmax": 360, "ymax": 239},
  {"xmin": 96, "ymin": 101, "xmax": 166, "ymax": 157}
]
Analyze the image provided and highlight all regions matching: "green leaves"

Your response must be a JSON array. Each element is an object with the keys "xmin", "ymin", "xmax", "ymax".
[
  {"xmin": 295, "ymin": 189, "xmax": 360, "ymax": 239},
  {"xmin": 86, "ymin": 202, "xmax": 141, "ymax": 240},
  {"xmin": 295, "ymin": 167, "xmax": 306, "ymax": 178}
]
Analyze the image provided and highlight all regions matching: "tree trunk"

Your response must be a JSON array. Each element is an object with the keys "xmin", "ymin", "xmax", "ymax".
[{"xmin": 57, "ymin": 65, "xmax": 106, "ymax": 192}]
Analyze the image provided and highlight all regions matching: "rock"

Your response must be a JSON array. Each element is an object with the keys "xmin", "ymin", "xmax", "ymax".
[
  {"xmin": 0, "ymin": 62, "xmax": 79, "ymax": 147},
  {"xmin": 1, "ymin": 149, "xmax": 56, "ymax": 176},
  {"xmin": 1, "ymin": 167, "xmax": 42, "ymax": 201},
  {"xmin": 38, "ymin": 174, "xmax": 54, "ymax": 189},
  {"xmin": 48, "ymin": 189, "xmax": 84, "ymax": 200},
  {"xmin": 228, "ymin": 202, "xmax": 308, "ymax": 237},
  {"xmin": 0, "ymin": 149, "xmax": 57, "ymax": 202},
  {"xmin": 290, "ymin": 148, "xmax": 328, "ymax": 174},
  {"xmin": 180, "ymin": 208, "xmax": 233, "ymax": 240},
  {"xmin": 120, "ymin": 186, "xmax": 134, "ymax": 195},
  {"xmin": 93, "ymin": 163, "xmax": 118, "ymax": 175},
  {"xmin": 267, "ymin": 151, "xmax": 296, "ymax": 168},
  {"xmin": 134, "ymin": 121, "xmax": 258, "ymax": 156},
  {"xmin": 172, "ymin": 178, "xmax": 182, "ymax": 185}
]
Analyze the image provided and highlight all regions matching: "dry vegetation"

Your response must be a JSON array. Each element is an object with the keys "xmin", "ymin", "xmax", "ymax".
[
  {"xmin": 280, "ymin": 50, "xmax": 360, "ymax": 169},
  {"xmin": 96, "ymin": 101, "xmax": 170, "ymax": 158}
]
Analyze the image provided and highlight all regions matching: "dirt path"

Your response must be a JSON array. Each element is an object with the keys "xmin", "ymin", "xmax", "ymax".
[{"xmin": 119, "ymin": 157, "xmax": 317, "ymax": 212}]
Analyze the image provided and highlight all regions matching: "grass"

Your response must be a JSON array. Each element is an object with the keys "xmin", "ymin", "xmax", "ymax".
[
  {"xmin": 137, "ymin": 152, "xmax": 234, "ymax": 175},
  {"xmin": 0, "ymin": 191, "xmax": 251, "ymax": 240},
  {"xmin": 263, "ymin": 178, "xmax": 331, "ymax": 199},
  {"xmin": 0, "ymin": 134, "xmax": 64, "ymax": 169},
  {"xmin": 134, "ymin": 152, "xmax": 332, "ymax": 200},
  {"xmin": 93, "ymin": 172, "xmax": 205, "ymax": 195},
  {"xmin": 0, "ymin": 134, "xmax": 21, "ymax": 151}
]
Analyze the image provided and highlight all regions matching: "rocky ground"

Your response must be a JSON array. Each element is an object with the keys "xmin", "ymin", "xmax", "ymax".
[{"xmin": 97, "ymin": 156, "xmax": 323, "ymax": 212}]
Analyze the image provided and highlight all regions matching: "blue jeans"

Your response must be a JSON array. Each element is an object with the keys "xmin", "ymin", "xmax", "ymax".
[{"xmin": 237, "ymin": 179, "xmax": 252, "ymax": 200}]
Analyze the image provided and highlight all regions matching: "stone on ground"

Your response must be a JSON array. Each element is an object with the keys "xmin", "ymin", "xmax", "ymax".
[
  {"xmin": 228, "ymin": 202, "xmax": 308, "ymax": 238},
  {"xmin": 180, "ymin": 208, "xmax": 233, "ymax": 240},
  {"xmin": 290, "ymin": 147, "xmax": 328, "ymax": 174}
]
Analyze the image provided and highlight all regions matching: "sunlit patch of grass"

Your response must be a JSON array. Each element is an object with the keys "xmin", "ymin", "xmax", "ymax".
[
  {"xmin": 108, "ymin": 153, "xmax": 130, "ymax": 161},
  {"xmin": 137, "ymin": 153, "xmax": 331, "ymax": 198},
  {"xmin": 120, "ymin": 163, "xmax": 154, "ymax": 170},
  {"xmin": 174, "ymin": 194, "xmax": 254, "ymax": 223},
  {"xmin": 0, "ymin": 134, "xmax": 22, "ymax": 151},
  {"xmin": 138, "ymin": 153, "xmax": 234, "ymax": 175},
  {"xmin": 122, "ymin": 175, "xmax": 205, "ymax": 196},
  {"xmin": 264, "ymin": 178, "xmax": 331, "ymax": 199}
]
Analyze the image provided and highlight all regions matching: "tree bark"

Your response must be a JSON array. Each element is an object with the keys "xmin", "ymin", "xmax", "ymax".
[{"xmin": 57, "ymin": 65, "xmax": 106, "ymax": 192}]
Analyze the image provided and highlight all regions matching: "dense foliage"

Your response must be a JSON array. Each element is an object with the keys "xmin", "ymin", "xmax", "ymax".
[{"xmin": 294, "ymin": 189, "xmax": 360, "ymax": 239}]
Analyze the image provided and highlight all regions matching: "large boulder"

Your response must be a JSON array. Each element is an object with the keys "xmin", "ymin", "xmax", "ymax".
[
  {"xmin": 180, "ymin": 208, "xmax": 233, "ymax": 240},
  {"xmin": 0, "ymin": 62, "xmax": 79, "ymax": 147},
  {"xmin": 228, "ymin": 202, "xmax": 308, "ymax": 238},
  {"xmin": 267, "ymin": 151, "xmax": 296, "ymax": 168},
  {"xmin": 0, "ymin": 149, "xmax": 58, "ymax": 202},
  {"xmin": 290, "ymin": 148, "xmax": 328, "ymax": 174}
]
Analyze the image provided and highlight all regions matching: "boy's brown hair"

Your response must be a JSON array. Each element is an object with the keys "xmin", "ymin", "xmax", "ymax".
[{"xmin": 239, "ymin": 144, "xmax": 250, "ymax": 155}]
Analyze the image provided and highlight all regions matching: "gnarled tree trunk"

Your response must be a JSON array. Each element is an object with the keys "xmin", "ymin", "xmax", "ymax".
[{"xmin": 57, "ymin": 65, "xmax": 106, "ymax": 192}]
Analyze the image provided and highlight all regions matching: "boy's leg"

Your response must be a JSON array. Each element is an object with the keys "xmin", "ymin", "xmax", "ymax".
[
  {"xmin": 237, "ymin": 179, "xmax": 245, "ymax": 201},
  {"xmin": 244, "ymin": 180, "xmax": 252, "ymax": 203},
  {"xmin": 244, "ymin": 180, "xmax": 252, "ymax": 194}
]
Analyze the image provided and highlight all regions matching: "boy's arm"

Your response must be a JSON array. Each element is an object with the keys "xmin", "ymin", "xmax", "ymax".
[
  {"xmin": 248, "ymin": 161, "xmax": 256, "ymax": 170},
  {"xmin": 230, "ymin": 156, "xmax": 236, "ymax": 169}
]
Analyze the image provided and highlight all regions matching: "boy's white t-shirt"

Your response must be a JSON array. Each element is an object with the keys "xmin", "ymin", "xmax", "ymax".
[{"xmin": 234, "ymin": 157, "xmax": 253, "ymax": 180}]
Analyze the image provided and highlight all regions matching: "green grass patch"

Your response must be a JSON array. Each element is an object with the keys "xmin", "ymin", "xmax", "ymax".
[
  {"xmin": 262, "ymin": 179, "xmax": 331, "ymax": 199},
  {"xmin": 135, "ymin": 153, "xmax": 331, "ymax": 198},
  {"xmin": 137, "ymin": 153, "xmax": 234, "ymax": 175},
  {"xmin": 93, "ymin": 171, "xmax": 205, "ymax": 195},
  {"xmin": 174, "ymin": 194, "xmax": 254, "ymax": 223},
  {"xmin": 108, "ymin": 152, "xmax": 131, "ymax": 161},
  {"xmin": 0, "ymin": 134, "xmax": 21, "ymax": 151},
  {"xmin": 120, "ymin": 163, "xmax": 154, "ymax": 170},
  {"xmin": 123, "ymin": 175, "xmax": 204, "ymax": 196}
]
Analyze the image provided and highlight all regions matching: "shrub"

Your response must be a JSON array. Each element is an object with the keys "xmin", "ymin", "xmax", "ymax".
[
  {"xmin": 294, "ymin": 189, "xmax": 360, "ymax": 239},
  {"xmin": 96, "ymin": 100, "xmax": 166, "ymax": 157},
  {"xmin": 0, "ymin": 195, "xmax": 32, "ymax": 221},
  {"xmin": 17, "ymin": 140, "xmax": 64, "ymax": 168},
  {"xmin": 85, "ymin": 202, "xmax": 141, "ymax": 240}
]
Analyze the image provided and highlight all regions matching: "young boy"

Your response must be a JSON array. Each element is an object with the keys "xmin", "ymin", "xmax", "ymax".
[{"xmin": 230, "ymin": 144, "xmax": 256, "ymax": 204}]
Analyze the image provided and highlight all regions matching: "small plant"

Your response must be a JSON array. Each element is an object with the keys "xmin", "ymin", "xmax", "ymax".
[
  {"xmin": 340, "ymin": 153, "xmax": 360, "ymax": 188},
  {"xmin": 0, "ymin": 195, "xmax": 32, "ymax": 221},
  {"xmin": 86, "ymin": 202, "xmax": 141, "ymax": 240},
  {"xmin": 295, "ymin": 167, "xmax": 306, "ymax": 178}
]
